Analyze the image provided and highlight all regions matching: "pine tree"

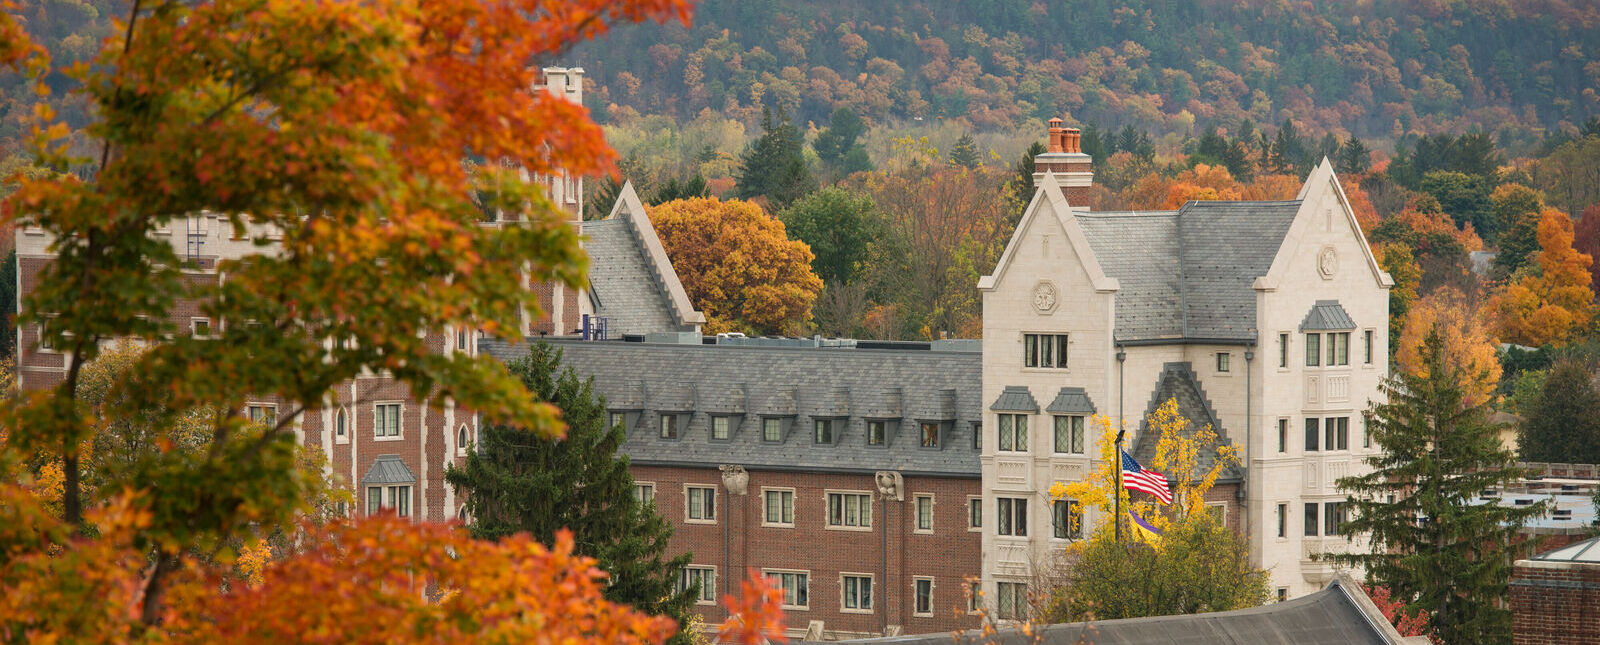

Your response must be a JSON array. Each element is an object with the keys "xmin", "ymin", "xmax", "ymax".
[
  {"xmin": 948, "ymin": 133, "xmax": 980, "ymax": 168},
  {"xmin": 736, "ymin": 105, "xmax": 816, "ymax": 209},
  {"xmin": 650, "ymin": 174, "xmax": 709, "ymax": 205},
  {"xmin": 446, "ymin": 345, "xmax": 696, "ymax": 641},
  {"xmin": 1003, "ymin": 141, "xmax": 1046, "ymax": 227},
  {"xmin": 587, "ymin": 174, "xmax": 625, "ymax": 220},
  {"xmin": 1520, "ymin": 360, "xmax": 1600, "ymax": 464},
  {"xmin": 1331, "ymin": 329, "xmax": 1547, "ymax": 645},
  {"xmin": 814, "ymin": 107, "xmax": 870, "ymax": 175},
  {"xmin": 1337, "ymin": 137, "xmax": 1372, "ymax": 175}
]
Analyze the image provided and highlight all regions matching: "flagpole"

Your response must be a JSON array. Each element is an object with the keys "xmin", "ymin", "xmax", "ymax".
[{"xmin": 1114, "ymin": 429, "xmax": 1125, "ymax": 543}]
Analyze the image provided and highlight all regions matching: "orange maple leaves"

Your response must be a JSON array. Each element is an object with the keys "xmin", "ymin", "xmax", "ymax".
[{"xmin": 1488, "ymin": 208, "xmax": 1597, "ymax": 347}]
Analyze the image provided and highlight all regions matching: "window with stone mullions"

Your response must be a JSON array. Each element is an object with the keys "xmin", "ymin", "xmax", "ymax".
[
  {"xmin": 1305, "ymin": 333, "xmax": 1321, "ymax": 367},
  {"xmin": 1324, "ymin": 416, "xmax": 1349, "ymax": 450},
  {"xmin": 997, "ymin": 414, "xmax": 1028, "ymax": 451},
  {"xmin": 765, "ymin": 489, "xmax": 794, "ymax": 525},
  {"xmin": 997, "ymin": 497, "xmax": 1027, "ymax": 536},
  {"xmin": 996, "ymin": 581, "xmax": 1028, "ymax": 619},
  {"xmin": 1023, "ymin": 333, "xmax": 1069, "ymax": 368},
  {"xmin": 1053, "ymin": 415, "xmax": 1084, "ymax": 454},
  {"xmin": 1052, "ymin": 499, "xmax": 1082, "ymax": 539},
  {"xmin": 867, "ymin": 420, "xmax": 887, "ymax": 446},
  {"xmin": 1305, "ymin": 418, "xmax": 1320, "ymax": 451},
  {"xmin": 680, "ymin": 567, "xmax": 715, "ymax": 603},
  {"xmin": 1326, "ymin": 331, "xmax": 1350, "ymax": 366},
  {"xmin": 828, "ymin": 492, "xmax": 872, "ymax": 528},
  {"xmin": 842, "ymin": 575, "xmax": 873, "ymax": 610}
]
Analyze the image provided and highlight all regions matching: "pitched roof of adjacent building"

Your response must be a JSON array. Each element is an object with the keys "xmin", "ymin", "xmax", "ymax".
[
  {"xmin": 1077, "ymin": 200, "xmax": 1300, "ymax": 343},
  {"xmin": 581, "ymin": 181, "xmax": 706, "ymax": 336},
  {"xmin": 1132, "ymin": 362, "xmax": 1243, "ymax": 482},
  {"xmin": 479, "ymin": 337, "xmax": 983, "ymax": 478},
  {"xmin": 1532, "ymin": 535, "xmax": 1600, "ymax": 563},
  {"xmin": 842, "ymin": 575, "xmax": 1428, "ymax": 645}
]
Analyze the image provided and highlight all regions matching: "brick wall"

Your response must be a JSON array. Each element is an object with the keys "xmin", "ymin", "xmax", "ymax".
[
  {"xmin": 633, "ymin": 464, "xmax": 984, "ymax": 639},
  {"xmin": 1511, "ymin": 559, "xmax": 1600, "ymax": 645}
]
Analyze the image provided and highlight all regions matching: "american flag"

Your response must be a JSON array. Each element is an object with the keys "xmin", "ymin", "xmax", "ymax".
[{"xmin": 1121, "ymin": 449, "xmax": 1172, "ymax": 504}]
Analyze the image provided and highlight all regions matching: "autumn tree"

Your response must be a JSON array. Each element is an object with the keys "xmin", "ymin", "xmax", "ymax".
[
  {"xmin": 1573, "ymin": 204, "xmax": 1600, "ymax": 295},
  {"xmin": 651, "ymin": 197, "xmax": 822, "ymax": 335},
  {"xmin": 1332, "ymin": 329, "xmax": 1545, "ymax": 645},
  {"xmin": 1374, "ymin": 242, "xmax": 1422, "ymax": 356},
  {"xmin": 0, "ymin": 0, "xmax": 694, "ymax": 636},
  {"xmin": 446, "ymin": 344, "xmax": 695, "ymax": 640},
  {"xmin": 1397, "ymin": 286, "xmax": 1502, "ymax": 406},
  {"xmin": 1488, "ymin": 208, "xmax": 1596, "ymax": 346},
  {"xmin": 1519, "ymin": 360, "xmax": 1600, "ymax": 464},
  {"xmin": 1001, "ymin": 140, "xmax": 1045, "ymax": 227},
  {"xmin": 735, "ymin": 105, "xmax": 814, "ymax": 209}
]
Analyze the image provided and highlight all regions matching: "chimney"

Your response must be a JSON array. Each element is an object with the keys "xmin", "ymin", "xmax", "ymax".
[{"xmin": 1033, "ymin": 118, "xmax": 1096, "ymax": 208}]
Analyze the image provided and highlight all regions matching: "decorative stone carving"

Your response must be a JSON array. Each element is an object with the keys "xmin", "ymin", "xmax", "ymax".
[
  {"xmin": 1317, "ymin": 246, "xmax": 1338, "ymax": 279},
  {"xmin": 1032, "ymin": 280, "xmax": 1059, "ymax": 313},
  {"xmin": 875, "ymin": 470, "xmax": 904, "ymax": 501},
  {"xmin": 719, "ymin": 464, "xmax": 749, "ymax": 496}
]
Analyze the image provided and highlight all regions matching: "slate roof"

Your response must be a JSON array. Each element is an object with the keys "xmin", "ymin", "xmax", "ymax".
[
  {"xmin": 1300, "ymin": 300, "xmax": 1357, "ymax": 331},
  {"xmin": 1045, "ymin": 387, "xmax": 1097, "ymax": 415},
  {"xmin": 479, "ymin": 337, "xmax": 983, "ymax": 477},
  {"xmin": 361, "ymin": 454, "xmax": 416, "ymax": 485},
  {"xmin": 840, "ymin": 575, "xmax": 1423, "ymax": 645},
  {"xmin": 990, "ymin": 386, "xmax": 1041, "ymax": 412},
  {"xmin": 1132, "ymin": 362, "xmax": 1244, "ymax": 482},
  {"xmin": 582, "ymin": 218, "xmax": 679, "ymax": 335},
  {"xmin": 1077, "ymin": 201, "xmax": 1300, "ymax": 343}
]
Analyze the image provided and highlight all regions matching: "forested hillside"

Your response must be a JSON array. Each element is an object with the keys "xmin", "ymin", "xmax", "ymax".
[{"xmin": 575, "ymin": 0, "xmax": 1600, "ymax": 148}]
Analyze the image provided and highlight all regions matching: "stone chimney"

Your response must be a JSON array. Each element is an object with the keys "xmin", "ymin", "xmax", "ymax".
[{"xmin": 1034, "ymin": 117, "xmax": 1095, "ymax": 208}]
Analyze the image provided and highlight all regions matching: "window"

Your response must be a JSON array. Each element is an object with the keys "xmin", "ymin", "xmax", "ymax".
[
  {"xmin": 968, "ymin": 497, "xmax": 982, "ymax": 530},
  {"xmin": 1277, "ymin": 418, "xmax": 1287, "ymax": 453},
  {"xmin": 375, "ymin": 403, "xmax": 401, "ymax": 438},
  {"xmin": 1278, "ymin": 333, "xmax": 1289, "ymax": 368},
  {"xmin": 1305, "ymin": 418, "xmax": 1320, "ymax": 451},
  {"xmin": 842, "ymin": 575, "xmax": 873, "ymax": 611},
  {"xmin": 1207, "ymin": 503, "xmax": 1225, "ymax": 525},
  {"xmin": 1216, "ymin": 352, "xmax": 1231, "ymax": 373},
  {"xmin": 967, "ymin": 579, "xmax": 982, "ymax": 613},
  {"xmin": 1054, "ymin": 415, "xmax": 1085, "ymax": 454},
  {"xmin": 1328, "ymin": 331, "xmax": 1350, "ymax": 366},
  {"xmin": 456, "ymin": 425, "xmax": 468, "ymax": 453},
  {"xmin": 763, "ymin": 418, "xmax": 783, "ymax": 442},
  {"xmin": 37, "ymin": 324, "xmax": 51, "ymax": 351},
  {"xmin": 367, "ymin": 487, "xmax": 381, "ymax": 516},
  {"xmin": 456, "ymin": 328, "xmax": 470, "ymax": 351},
  {"xmin": 997, "ymin": 414, "xmax": 1029, "ymax": 451},
  {"xmin": 609, "ymin": 412, "xmax": 626, "ymax": 430},
  {"xmin": 680, "ymin": 566, "xmax": 716, "ymax": 604},
  {"xmin": 1304, "ymin": 502, "xmax": 1319, "ymax": 536},
  {"xmin": 336, "ymin": 408, "xmax": 348, "ymax": 440},
  {"xmin": 1023, "ymin": 333, "xmax": 1070, "ymax": 368},
  {"xmin": 814, "ymin": 418, "xmax": 835, "ymax": 444},
  {"xmin": 915, "ymin": 495, "xmax": 934, "ymax": 532},
  {"xmin": 828, "ymin": 492, "xmax": 873, "ymax": 528},
  {"xmin": 914, "ymin": 578, "xmax": 934, "ymax": 616},
  {"xmin": 1363, "ymin": 329, "xmax": 1374, "ymax": 364},
  {"xmin": 247, "ymin": 403, "xmax": 277, "ymax": 428},
  {"xmin": 867, "ymin": 420, "xmax": 887, "ymax": 446},
  {"xmin": 192, "ymin": 318, "xmax": 212, "ymax": 338},
  {"xmin": 367, "ymin": 485, "xmax": 411, "ymax": 517},
  {"xmin": 1277, "ymin": 588, "xmax": 1289, "ymax": 603},
  {"xmin": 660, "ymin": 414, "xmax": 679, "ymax": 440},
  {"xmin": 764, "ymin": 489, "xmax": 794, "ymax": 526},
  {"xmin": 766, "ymin": 571, "xmax": 809, "ymax": 609},
  {"xmin": 997, "ymin": 497, "xmax": 1028, "ymax": 536},
  {"xmin": 996, "ymin": 582, "xmax": 1028, "ymax": 620},
  {"xmin": 1305, "ymin": 333, "xmax": 1321, "ymax": 367},
  {"xmin": 634, "ymin": 483, "xmax": 655, "ymax": 506},
  {"xmin": 1277, "ymin": 503, "xmax": 1287, "ymax": 538},
  {"xmin": 711, "ymin": 416, "xmax": 731, "ymax": 440},
  {"xmin": 1324, "ymin": 501, "xmax": 1348, "ymax": 536},
  {"xmin": 1052, "ymin": 500, "xmax": 1082, "ymax": 539},
  {"xmin": 687, "ymin": 486, "xmax": 716, "ymax": 522},
  {"xmin": 1325, "ymin": 416, "xmax": 1349, "ymax": 450},
  {"xmin": 971, "ymin": 422, "xmax": 982, "ymax": 450},
  {"xmin": 920, "ymin": 422, "xmax": 941, "ymax": 448},
  {"xmin": 1363, "ymin": 416, "xmax": 1371, "ymax": 448}
]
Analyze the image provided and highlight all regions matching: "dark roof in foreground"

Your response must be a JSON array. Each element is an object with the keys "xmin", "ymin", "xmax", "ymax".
[
  {"xmin": 1077, "ymin": 200, "xmax": 1300, "ymax": 343},
  {"xmin": 480, "ymin": 336, "xmax": 983, "ymax": 477},
  {"xmin": 841, "ymin": 576, "xmax": 1425, "ymax": 645}
]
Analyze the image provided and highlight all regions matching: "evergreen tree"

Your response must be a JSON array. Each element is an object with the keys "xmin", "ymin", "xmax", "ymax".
[
  {"xmin": 1520, "ymin": 360, "xmax": 1600, "ymax": 464},
  {"xmin": 814, "ymin": 107, "xmax": 870, "ymax": 176},
  {"xmin": 1270, "ymin": 119, "xmax": 1309, "ymax": 175},
  {"xmin": 737, "ymin": 105, "xmax": 816, "ymax": 209},
  {"xmin": 1193, "ymin": 126, "xmax": 1229, "ymax": 166},
  {"xmin": 948, "ymin": 133, "xmax": 980, "ymax": 168},
  {"xmin": 1331, "ymin": 329, "xmax": 1547, "ymax": 645},
  {"xmin": 649, "ymin": 174, "xmax": 709, "ymax": 205},
  {"xmin": 446, "ymin": 345, "xmax": 696, "ymax": 640},
  {"xmin": 1318, "ymin": 133, "xmax": 1342, "ymax": 164},
  {"xmin": 586, "ymin": 175, "xmax": 625, "ymax": 220},
  {"xmin": 1080, "ymin": 124, "xmax": 1108, "ymax": 167},
  {"xmin": 1336, "ymin": 137, "xmax": 1372, "ymax": 175},
  {"xmin": 1003, "ymin": 141, "xmax": 1046, "ymax": 227}
]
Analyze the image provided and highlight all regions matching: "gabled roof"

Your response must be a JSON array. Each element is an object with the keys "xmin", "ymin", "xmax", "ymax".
[
  {"xmin": 990, "ymin": 386, "xmax": 1041, "ymax": 413},
  {"xmin": 1046, "ymin": 387, "xmax": 1097, "ymax": 415},
  {"xmin": 582, "ymin": 181, "xmax": 706, "ymax": 335},
  {"xmin": 1300, "ymin": 300, "xmax": 1357, "ymax": 332},
  {"xmin": 1132, "ymin": 362, "xmax": 1243, "ymax": 482},
  {"xmin": 361, "ymin": 454, "xmax": 416, "ymax": 485},
  {"xmin": 1532, "ymin": 535, "xmax": 1600, "ymax": 563}
]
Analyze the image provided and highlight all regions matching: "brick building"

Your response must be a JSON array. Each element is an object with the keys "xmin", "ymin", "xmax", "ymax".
[{"xmin": 1512, "ymin": 536, "xmax": 1600, "ymax": 645}]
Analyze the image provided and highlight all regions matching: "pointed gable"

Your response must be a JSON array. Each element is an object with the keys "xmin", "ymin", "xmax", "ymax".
[
  {"xmin": 1132, "ymin": 362, "xmax": 1243, "ymax": 482},
  {"xmin": 582, "ymin": 181, "xmax": 706, "ymax": 335}
]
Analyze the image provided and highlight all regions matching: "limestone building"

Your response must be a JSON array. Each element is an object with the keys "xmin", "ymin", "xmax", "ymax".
[{"xmin": 976, "ymin": 124, "xmax": 1392, "ymax": 604}]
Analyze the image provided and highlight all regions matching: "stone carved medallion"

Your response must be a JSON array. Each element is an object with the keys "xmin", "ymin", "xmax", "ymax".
[
  {"xmin": 1032, "ymin": 280, "xmax": 1059, "ymax": 313},
  {"xmin": 1317, "ymin": 246, "xmax": 1338, "ymax": 279}
]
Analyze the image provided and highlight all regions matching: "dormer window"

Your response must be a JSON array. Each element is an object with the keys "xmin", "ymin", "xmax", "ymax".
[
  {"xmin": 762, "ymin": 417, "xmax": 785, "ymax": 442},
  {"xmin": 920, "ymin": 422, "xmax": 942, "ymax": 449},
  {"xmin": 814, "ymin": 419, "xmax": 837, "ymax": 444},
  {"xmin": 660, "ymin": 414, "xmax": 680, "ymax": 440},
  {"xmin": 867, "ymin": 420, "xmax": 888, "ymax": 446}
]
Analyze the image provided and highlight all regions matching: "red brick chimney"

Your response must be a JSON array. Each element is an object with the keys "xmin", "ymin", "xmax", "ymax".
[{"xmin": 1034, "ymin": 118, "xmax": 1095, "ymax": 207}]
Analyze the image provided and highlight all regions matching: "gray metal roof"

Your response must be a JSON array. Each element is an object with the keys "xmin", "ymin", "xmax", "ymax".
[
  {"xmin": 1077, "ymin": 201, "xmax": 1300, "ymax": 343},
  {"xmin": 840, "ymin": 576, "xmax": 1417, "ymax": 644},
  {"xmin": 1300, "ymin": 300, "xmax": 1357, "ymax": 331},
  {"xmin": 990, "ymin": 385, "xmax": 1041, "ymax": 413},
  {"xmin": 1132, "ymin": 362, "xmax": 1243, "ymax": 482},
  {"xmin": 1046, "ymin": 387, "xmax": 1097, "ymax": 415},
  {"xmin": 361, "ymin": 454, "xmax": 416, "ymax": 485},
  {"xmin": 1533, "ymin": 536, "xmax": 1600, "ymax": 562},
  {"xmin": 480, "ymin": 337, "xmax": 983, "ymax": 477},
  {"xmin": 582, "ymin": 217, "xmax": 681, "ymax": 335}
]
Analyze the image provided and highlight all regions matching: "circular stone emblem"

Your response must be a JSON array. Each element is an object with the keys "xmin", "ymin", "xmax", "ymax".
[
  {"xmin": 1318, "ymin": 246, "xmax": 1339, "ymax": 279},
  {"xmin": 1033, "ymin": 280, "xmax": 1059, "ymax": 313}
]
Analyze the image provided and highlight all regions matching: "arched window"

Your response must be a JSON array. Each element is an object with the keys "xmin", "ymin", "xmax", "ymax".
[
  {"xmin": 335, "ymin": 408, "xmax": 348, "ymax": 437},
  {"xmin": 458, "ymin": 424, "xmax": 470, "ymax": 452}
]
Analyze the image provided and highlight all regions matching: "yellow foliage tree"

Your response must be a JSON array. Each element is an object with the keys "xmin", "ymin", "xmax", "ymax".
[
  {"xmin": 1397, "ymin": 286, "xmax": 1502, "ymax": 406},
  {"xmin": 649, "ymin": 197, "xmax": 824, "ymax": 335},
  {"xmin": 1489, "ymin": 208, "xmax": 1597, "ymax": 346}
]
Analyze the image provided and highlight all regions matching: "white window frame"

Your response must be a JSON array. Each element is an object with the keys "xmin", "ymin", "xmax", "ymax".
[
  {"xmin": 913, "ymin": 577, "xmax": 935, "ymax": 617},
  {"xmin": 764, "ymin": 569, "xmax": 810, "ymax": 610},
  {"xmin": 762, "ymin": 487, "xmax": 796, "ymax": 528},
  {"xmin": 685, "ymin": 485, "xmax": 717, "ymax": 524},
  {"xmin": 246, "ymin": 403, "xmax": 278, "ymax": 428},
  {"xmin": 710, "ymin": 415, "xmax": 732, "ymax": 440},
  {"xmin": 913, "ymin": 494, "xmax": 935, "ymax": 534},
  {"xmin": 680, "ymin": 565, "xmax": 717, "ymax": 605},
  {"xmin": 367, "ymin": 484, "xmax": 412, "ymax": 518},
  {"xmin": 967, "ymin": 496, "xmax": 982, "ymax": 532},
  {"xmin": 825, "ymin": 490, "xmax": 874, "ymax": 531},
  {"xmin": 634, "ymin": 482, "xmax": 656, "ymax": 507},
  {"xmin": 334, "ymin": 406, "xmax": 350, "ymax": 444},
  {"xmin": 840, "ymin": 573, "xmax": 875, "ymax": 614},
  {"xmin": 374, "ymin": 401, "xmax": 403, "ymax": 440},
  {"xmin": 190, "ymin": 317, "xmax": 212, "ymax": 338},
  {"xmin": 456, "ymin": 424, "xmax": 470, "ymax": 456}
]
